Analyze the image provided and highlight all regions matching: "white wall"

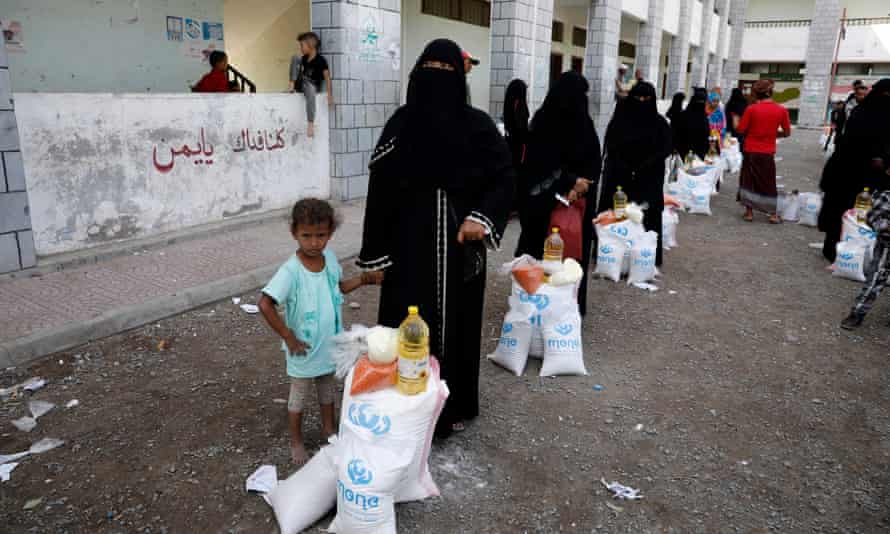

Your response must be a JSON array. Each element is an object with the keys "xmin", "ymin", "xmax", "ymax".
[
  {"xmin": 838, "ymin": 23, "xmax": 890, "ymax": 62},
  {"xmin": 401, "ymin": 0, "xmax": 490, "ymax": 112},
  {"xmin": 741, "ymin": 25, "xmax": 810, "ymax": 61},
  {"xmin": 709, "ymin": 12, "xmax": 719, "ymax": 53},
  {"xmin": 691, "ymin": 0, "xmax": 703, "ymax": 46},
  {"xmin": 622, "ymin": 0, "xmax": 649, "ymax": 22},
  {"xmin": 552, "ymin": 5, "xmax": 589, "ymax": 74},
  {"xmin": 841, "ymin": 0, "xmax": 890, "ymax": 19},
  {"xmin": 663, "ymin": 0, "xmax": 681, "ymax": 36},
  {"xmin": 3, "ymin": 0, "xmax": 225, "ymax": 93},
  {"xmin": 720, "ymin": 21, "xmax": 730, "ymax": 58},
  {"xmin": 224, "ymin": 0, "xmax": 310, "ymax": 93},
  {"xmin": 746, "ymin": 0, "xmax": 814, "ymax": 21},
  {"xmin": 16, "ymin": 93, "xmax": 329, "ymax": 255}
]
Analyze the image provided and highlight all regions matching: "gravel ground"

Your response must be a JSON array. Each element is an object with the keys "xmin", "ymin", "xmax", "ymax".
[{"xmin": 1, "ymin": 129, "xmax": 888, "ymax": 533}]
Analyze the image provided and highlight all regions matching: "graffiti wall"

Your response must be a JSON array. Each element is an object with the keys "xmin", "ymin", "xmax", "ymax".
[{"xmin": 15, "ymin": 93, "xmax": 329, "ymax": 256}]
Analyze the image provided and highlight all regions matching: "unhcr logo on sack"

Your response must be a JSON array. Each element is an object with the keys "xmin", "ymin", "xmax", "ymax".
[
  {"xmin": 347, "ymin": 403, "xmax": 391, "ymax": 436},
  {"xmin": 347, "ymin": 459, "xmax": 373, "ymax": 486},
  {"xmin": 610, "ymin": 226, "xmax": 629, "ymax": 238},
  {"xmin": 859, "ymin": 227, "xmax": 876, "ymax": 239},
  {"xmin": 555, "ymin": 323, "xmax": 573, "ymax": 336},
  {"xmin": 502, "ymin": 323, "xmax": 513, "ymax": 335},
  {"xmin": 519, "ymin": 291, "xmax": 550, "ymax": 311},
  {"xmin": 598, "ymin": 245, "xmax": 618, "ymax": 264}
]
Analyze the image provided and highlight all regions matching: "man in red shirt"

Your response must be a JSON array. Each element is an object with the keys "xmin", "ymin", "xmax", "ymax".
[
  {"xmin": 736, "ymin": 79, "xmax": 791, "ymax": 224},
  {"xmin": 193, "ymin": 51, "xmax": 230, "ymax": 93}
]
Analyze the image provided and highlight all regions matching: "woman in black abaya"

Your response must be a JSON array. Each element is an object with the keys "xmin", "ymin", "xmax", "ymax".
[
  {"xmin": 503, "ymin": 79, "xmax": 530, "ymax": 174},
  {"xmin": 666, "ymin": 92, "xmax": 685, "ymax": 123},
  {"xmin": 599, "ymin": 81, "xmax": 673, "ymax": 266},
  {"xmin": 515, "ymin": 71, "xmax": 602, "ymax": 315},
  {"xmin": 819, "ymin": 78, "xmax": 890, "ymax": 261},
  {"xmin": 357, "ymin": 39, "xmax": 515, "ymax": 438},
  {"xmin": 672, "ymin": 87, "xmax": 710, "ymax": 159}
]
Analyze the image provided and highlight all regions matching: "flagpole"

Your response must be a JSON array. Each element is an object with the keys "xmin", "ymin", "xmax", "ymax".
[{"xmin": 826, "ymin": 8, "xmax": 846, "ymax": 125}]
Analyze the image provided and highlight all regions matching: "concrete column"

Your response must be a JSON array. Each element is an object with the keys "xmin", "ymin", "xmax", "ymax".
[
  {"xmin": 665, "ymin": 0, "xmax": 693, "ymax": 97},
  {"xmin": 490, "ymin": 0, "xmax": 554, "ymax": 119},
  {"xmin": 312, "ymin": 0, "xmax": 401, "ymax": 200},
  {"xmin": 0, "ymin": 32, "xmax": 36, "ymax": 274},
  {"xmin": 634, "ymin": 0, "xmax": 664, "ymax": 91},
  {"xmin": 799, "ymin": 0, "xmax": 841, "ymax": 127},
  {"xmin": 690, "ymin": 0, "xmax": 716, "ymax": 88},
  {"xmin": 721, "ymin": 0, "xmax": 749, "ymax": 90},
  {"xmin": 583, "ymin": 0, "xmax": 622, "ymax": 136},
  {"xmin": 707, "ymin": 0, "xmax": 731, "ymax": 88}
]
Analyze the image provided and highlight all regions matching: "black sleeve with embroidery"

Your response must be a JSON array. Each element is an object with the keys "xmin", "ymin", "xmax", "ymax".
[{"xmin": 867, "ymin": 190, "xmax": 890, "ymax": 235}]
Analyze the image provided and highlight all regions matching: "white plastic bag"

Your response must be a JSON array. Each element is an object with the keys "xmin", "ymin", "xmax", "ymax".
[
  {"xmin": 267, "ymin": 439, "xmax": 339, "ymax": 534},
  {"xmin": 596, "ymin": 219, "xmax": 645, "ymax": 275},
  {"xmin": 798, "ymin": 192, "xmax": 822, "ymax": 227},
  {"xmin": 541, "ymin": 315, "xmax": 586, "ymax": 377},
  {"xmin": 841, "ymin": 209, "xmax": 877, "ymax": 257},
  {"xmin": 778, "ymin": 192, "xmax": 800, "ymax": 222},
  {"xmin": 340, "ymin": 358, "xmax": 448, "ymax": 503},
  {"xmin": 832, "ymin": 240, "xmax": 868, "ymax": 282},
  {"xmin": 328, "ymin": 434, "xmax": 410, "ymax": 534},
  {"xmin": 594, "ymin": 234, "xmax": 627, "ymax": 282},
  {"xmin": 665, "ymin": 180, "xmax": 690, "ymax": 208},
  {"xmin": 487, "ymin": 311, "xmax": 532, "ymax": 376},
  {"xmin": 662, "ymin": 208, "xmax": 679, "ymax": 249},
  {"xmin": 628, "ymin": 231, "xmax": 659, "ymax": 285}
]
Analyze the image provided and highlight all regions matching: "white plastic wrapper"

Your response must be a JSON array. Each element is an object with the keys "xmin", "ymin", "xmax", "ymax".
[
  {"xmin": 366, "ymin": 326, "xmax": 398, "ymax": 364},
  {"xmin": 778, "ymin": 192, "xmax": 801, "ymax": 222},
  {"xmin": 662, "ymin": 208, "xmax": 679, "ymax": 249},
  {"xmin": 832, "ymin": 240, "xmax": 869, "ymax": 282},
  {"xmin": 798, "ymin": 192, "xmax": 822, "ymax": 227}
]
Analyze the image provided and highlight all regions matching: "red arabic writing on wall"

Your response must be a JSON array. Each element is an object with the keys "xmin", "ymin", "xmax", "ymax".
[{"xmin": 152, "ymin": 127, "xmax": 287, "ymax": 173}]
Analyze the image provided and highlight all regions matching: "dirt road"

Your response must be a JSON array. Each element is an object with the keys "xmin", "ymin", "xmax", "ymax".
[{"xmin": 1, "ymin": 130, "xmax": 888, "ymax": 533}]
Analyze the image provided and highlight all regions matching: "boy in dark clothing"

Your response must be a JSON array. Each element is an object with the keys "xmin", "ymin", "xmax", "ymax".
[
  {"xmin": 841, "ymin": 189, "xmax": 890, "ymax": 329},
  {"xmin": 193, "ymin": 51, "xmax": 230, "ymax": 93},
  {"xmin": 289, "ymin": 32, "xmax": 332, "ymax": 138}
]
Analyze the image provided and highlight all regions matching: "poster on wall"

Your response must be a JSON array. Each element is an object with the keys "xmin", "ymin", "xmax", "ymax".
[
  {"xmin": 0, "ymin": 19, "xmax": 24, "ymax": 52},
  {"xmin": 184, "ymin": 18, "xmax": 203, "ymax": 40},
  {"xmin": 202, "ymin": 22, "xmax": 224, "ymax": 41},
  {"xmin": 166, "ymin": 16, "xmax": 183, "ymax": 41}
]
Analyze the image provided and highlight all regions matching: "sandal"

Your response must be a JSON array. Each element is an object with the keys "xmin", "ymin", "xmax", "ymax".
[
  {"xmin": 769, "ymin": 215, "xmax": 782, "ymax": 224},
  {"xmin": 452, "ymin": 422, "xmax": 466, "ymax": 433},
  {"xmin": 743, "ymin": 212, "xmax": 754, "ymax": 222}
]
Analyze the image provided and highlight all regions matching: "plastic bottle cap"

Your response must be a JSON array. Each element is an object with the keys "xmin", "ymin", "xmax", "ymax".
[
  {"xmin": 408, "ymin": 306, "xmax": 418, "ymax": 315},
  {"xmin": 551, "ymin": 227, "xmax": 559, "ymax": 233},
  {"xmin": 864, "ymin": 188, "xmax": 869, "ymax": 192}
]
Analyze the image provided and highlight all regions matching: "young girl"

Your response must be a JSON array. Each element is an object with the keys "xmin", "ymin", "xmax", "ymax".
[{"xmin": 259, "ymin": 198, "xmax": 382, "ymax": 465}]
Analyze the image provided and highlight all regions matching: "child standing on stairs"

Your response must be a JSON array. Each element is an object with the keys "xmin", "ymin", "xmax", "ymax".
[{"xmin": 289, "ymin": 32, "xmax": 332, "ymax": 138}]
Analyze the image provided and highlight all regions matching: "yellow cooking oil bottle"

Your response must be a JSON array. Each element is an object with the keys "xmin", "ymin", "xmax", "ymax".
[{"xmin": 397, "ymin": 306, "xmax": 430, "ymax": 395}]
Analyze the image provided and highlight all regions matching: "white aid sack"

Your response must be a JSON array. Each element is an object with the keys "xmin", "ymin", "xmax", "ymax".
[
  {"xmin": 487, "ymin": 310, "xmax": 532, "ymax": 376},
  {"xmin": 841, "ymin": 209, "xmax": 877, "ymax": 263},
  {"xmin": 628, "ymin": 231, "xmax": 659, "ymax": 285},
  {"xmin": 596, "ymin": 219, "xmax": 644, "ymax": 275},
  {"xmin": 662, "ymin": 208, "xmax": 679, "ymax": 249},
  {"xmin": 665, "ymin": 180, "xmax": 690, "ymax": 208},
  {"xmin": 267, "ymin": 439, "xmax": 339, "ymax": 534},
  {"xmin": 328, "ymin": 435, "xmax": 411, "ymax": 534},
  {"xmin": 340, "ymin": 358, "xmax": 448, "ymax": 503},
  {"xmin": 529, "ymin": 327, "xmax": 545, "ymax": 359},
  {"xmin": 594, "ymin": 233, "xmax": 627, "ymax": 282},
  {"xmin": 832, "ymin": 240, "xmax": 868, "ymax": 283},
  {"xmin": 687, "ymin": 180, "xmax": 713, "ymax": 215},
  {"xmin": 778, "ymin": 192, "xmax": 801, "ymax": 222},
  {"xmin": 541, "ymin": 315, "xmax": 586, "ymax": 377},
  {"xmin": 798, "ymin": 192, "xmax": 822, "ymax": 227}
]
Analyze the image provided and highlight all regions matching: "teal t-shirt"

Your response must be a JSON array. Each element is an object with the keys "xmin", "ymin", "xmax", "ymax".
[{"xmin": 262, "ymin": 249, "xmax": 343, "ymax": 378}]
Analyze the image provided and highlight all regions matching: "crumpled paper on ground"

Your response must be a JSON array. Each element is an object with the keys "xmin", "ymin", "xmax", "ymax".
[
  {"xmin": 246, "ymin": 464, "xmax": 278, "ymax": 494},
  {"xmin": 601, "ymin": 478, "xmax": 643, "ymax": 500}
]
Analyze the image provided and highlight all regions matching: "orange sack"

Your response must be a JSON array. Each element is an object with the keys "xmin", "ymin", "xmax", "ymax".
[
  {"xmin": 593, "ymin": 210, "xmax": 621, "ymax": 226},
  {"xmin": 350, "ymin": 355, "xmax": 397, "ymax": 395},
  {"xmin": 512, "ymin": 263, "xmax": 546, "ymax": 295}
]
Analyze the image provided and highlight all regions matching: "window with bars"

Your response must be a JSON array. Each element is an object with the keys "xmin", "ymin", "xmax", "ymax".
[
  {"xmin": 552, "ymin": 20, "xmax": 564, "ymax": 42},
  {"xmin": 572, "ymin": 27, "xmax": 586, "ymax": 47},
  {"xmin": 422, "ymin": 0, "xmax": 491, "ymax": 27}
]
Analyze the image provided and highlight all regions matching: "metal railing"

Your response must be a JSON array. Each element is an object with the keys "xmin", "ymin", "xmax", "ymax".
[
  {"xmin": 745, "ymin": 19, "xmax": 811, "ymax": 28},
  {"xmin": 227, "ymin": 65, "xmax": 256, "ymax": 93},
  {"xmin": 845, "ymin": 17, "xmax": 890, "ymax": 26}
]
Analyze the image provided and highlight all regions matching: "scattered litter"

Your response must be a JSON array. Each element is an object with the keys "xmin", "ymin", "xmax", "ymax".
[
  {"xmin": 601, "ymin": 478, "xmax": 643, "ymax": 500},
  {"xmin": 348, "ymin": 302, "xmax": 361, "ymax": 310},
  {"xmin": 29, "ymin": 400, "xmax": 55, "ymax": 418},
  {"xmin": 739, "ymin": 460, "xmax": 750, "ymax": 466},
  {"xmin": 776, "ymin": 175, "xmax": 784, "ymax": 180},
  {"xmin": 808, "ymin": 242, "xmax": 823, "ymax": 249},
  {"xmin": 232, "ymin": 297, "xmax": 241, "ymax": 305},
  {"xmin": 634, "ymin": 423, "xmax": 644, "ymax": 431},
  {"xmin": 668, "ymin": 290, "xmax": 678, "ymax": 295},
  {"xmin": 157, "ymin": 340, "xmax": 168, "ymax": 351},
  {"xmin": 23, "ymin": 497, "xmax": 43, "ymax": 510},
  {"xmin": 240, "ymin": 304, "xmax": 259, "ymax": 314},
  {"xmin": 631, "ymin": 282, "xmax": 659, "ymax": 292},
  {"xmin": 246, "ymin": 465, "xmax": 278, "ymax": 494},
  {"xmin": 65, "ymin": 400, "xmax": 79, "ymax": 409},
  {"xmin": 23, "ymin": 378, "xmax": 46, "ymax": 393},
  {"xmin": 272, "ymin": 398, "xmax": 287, "ymax": 405},
  {"xmin": 605, "ymin": 502, "xmax": 624, "ymax": 513},
  {"xmin": 593, "ymin": 384, "xmax": 604, "ymax": 392},
  {"xmin": 12, "ymin": 417, "xmax": 37, "ymax": 432},
  {"xmin": 0, "ymin": 462, "xmax": 18, "ymax": 482}
]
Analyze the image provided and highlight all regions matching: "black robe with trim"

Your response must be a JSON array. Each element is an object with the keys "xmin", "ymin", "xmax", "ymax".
[{"xmin": 357, "ymin": 106, "xmax": 515, "ymax": 437}]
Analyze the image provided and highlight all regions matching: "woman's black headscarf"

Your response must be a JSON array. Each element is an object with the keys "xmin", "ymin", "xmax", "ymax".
[
  {"xmin": 725, "ymin": 87, "xmax": 747, "ymax": 118},
  {"xmin": 666, "ymin": 92, "xmax": 685, "ymax": 122},
  {"xmin": 503, "ymin": 79, "xmax": 529, "ymax": 139},
  {"xmin": 401, "ymin": 39, "xmax": 470, "ymax": 189},
  {"xmin": 673, "ymin": 87, "xmax": 710, "ymax": 157},
  {"xmin": 526, "ymin": 71, "xmax": 596, "ymax": 178},
  {"xmin": 606, "ymin": 82, "xmax": 661, "ymax": 147}
]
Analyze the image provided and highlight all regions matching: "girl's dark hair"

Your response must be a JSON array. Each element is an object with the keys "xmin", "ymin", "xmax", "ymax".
[
  {"xmin": 290, "ymin": 198, "xmax": 339, "ymax": 233},
  {"xmin": 209, "ymin": 50, "xmax": 227, "ymax": 68}
]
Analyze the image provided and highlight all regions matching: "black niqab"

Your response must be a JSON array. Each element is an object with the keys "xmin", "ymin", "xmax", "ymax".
[
  {"xmin": 666, "ymin": 92, "xmax": 685, "ymax": 122},
  {"xmin": 672, "ymin": 87, "xmax": 710, "ymax": 158},
  {"xmin": 503, "ymin": 79, "xmax": 529, "ymax": 139}
]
